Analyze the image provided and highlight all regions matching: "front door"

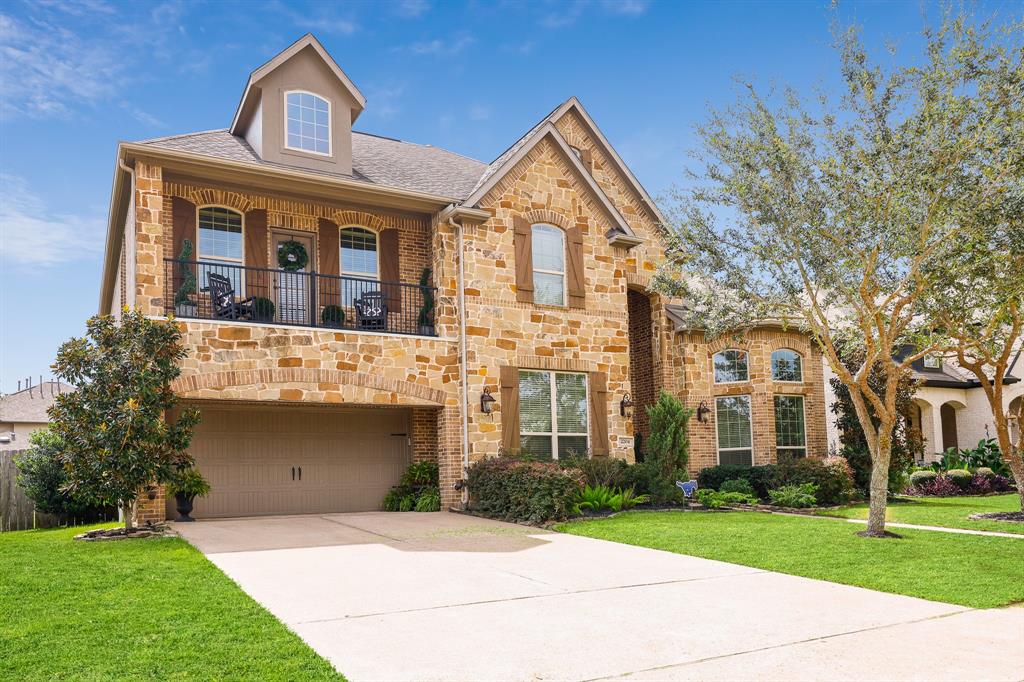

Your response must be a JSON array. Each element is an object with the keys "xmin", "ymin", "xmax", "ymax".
[{"xmin": 272, "ymin": 230, "xmax": 315, "ymax": 325}]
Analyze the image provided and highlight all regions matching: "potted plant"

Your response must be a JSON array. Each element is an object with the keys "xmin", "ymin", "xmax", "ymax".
[
  {"xmin": 417, "ymin": 267, "xmax": 435, "ymax": 335},
  {"xmin": 167, "ymin": 467, "xmax": 211, "ymax": 522},
  {"xmin": 174, "ymin": 239, "xmax": 198, "ymax": 318},
  {"xmin": 321, "ymin": 304, "xmax": 346, "ymax": 328},
  {"xmin": 252, "ymin": 297, "xmax": 275, "ymax": 322}
]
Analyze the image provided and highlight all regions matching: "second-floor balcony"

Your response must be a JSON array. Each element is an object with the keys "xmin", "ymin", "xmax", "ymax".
[{"xmin": 164, "ymin": 259, "xmax": 438, "ymax": 336}]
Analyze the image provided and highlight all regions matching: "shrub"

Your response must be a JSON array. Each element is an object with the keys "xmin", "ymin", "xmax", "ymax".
[
  {"xmin": 320, "ymin": 305, "xmax": 345, "ymax": 327},
  {"xmin": 776, "ymin": 457, "xmax": 852, "ymax": 505},
  {"xmin": 612, "ymin": 487, "xmax": 650, "ymax": 512},
  {"xmin": 946, "ymin": 469, "xmax": 973, "ymax": 490},
  {"xmin": 639, "ymin": 391, "xmax": 693, "ymax": 504},
  {"xmin": 402, "ymin": 461, "xmax": 439, "ymax": 487},
  {"xmin": 908, "ymin": 475, "xmax": 962, "ymax": 497},
  {"xmin": 768, "ymin": 483, "xmax": 818, "ymax": 508},
  {"xmin": 909, "ymin": 470, "xmax": 938, "ymax": 487},
  {"xmin": 697, "ymin": 489, "xmax": 757, "ymax": 509},
  {"xmin": 719, "ymin": 478, "xmax": 755, "ymax": 496},
  {"xmin": 574, "ymin": 485, "xmax": 618, "ymax": 513},
  {"xmin": 414, "ymin": 489, "xmax": 441, "ymax": 512},
  {"xmin": 15, "ymin": 429, "xmax": 96, "ymax": 518},
  {"xmin": 841, "ymin": 445, "xmax": 913, "ymax": 495},
  {"xmin": 561, "ymin": 455, "xmax": 629, "ymax": 489},
  {"xmin": 382, "ymin": 485, "xmax": 417, "ymax": 511},
  {"xmin": 467, "ymin": 457, "xmax": 584, "ymax": 524},
  {"xmin": 697, "ymin": 464, "xmax": 780, "ymax": 500},
  {"xmin": 975, "ymin": 467, "xmax": 995, "ymax": 479}
]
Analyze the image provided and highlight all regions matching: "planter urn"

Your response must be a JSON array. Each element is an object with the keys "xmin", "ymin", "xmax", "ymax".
[
  {"xmin": 174, "ymin": 493, "xmax": 196, "ymax": 522},
  {"xmin": 175, "ymin": 302, "xmax": 198, "ymax": 318}
]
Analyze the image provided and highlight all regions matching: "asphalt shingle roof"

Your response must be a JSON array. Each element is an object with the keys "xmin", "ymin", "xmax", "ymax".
[
  {"xmin": 0, "ymin": 382, "xmax": 75, "ymax": 424},
  {"xmin": 137, "ymin": 129, "xmax": 489, "ymax": 200}
]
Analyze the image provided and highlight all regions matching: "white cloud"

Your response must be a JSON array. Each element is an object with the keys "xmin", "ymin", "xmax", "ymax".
[
  {"xmin": 395, "ymin": 0, "xmax": 429, "ymax": 18},
  {"xmin": 601, "ymin": 0, "xmax": 649, "ymax": 15},
  {"xmin": 0, "ymin": 174, "xmax": 105, "ymax": 268},
  {"xmin": 404, "ymin": 35, "xmax": 475, "ymax": 56},
  {"xmin": 469, "ymin": 104, "xmax": 491, "ymax": 121},
  {"xmin": 364, "ymin": 83, "xmax": 407, "ymax": 120},
  {"xmin": 540, "ymin": 1, "xmax": 586, "ymax": 29}
]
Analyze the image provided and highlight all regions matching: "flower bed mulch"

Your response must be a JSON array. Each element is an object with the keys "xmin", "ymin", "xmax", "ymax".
[
  {"xmin": 968, "ymin": 511, "xmax": 1024, "ymax": 524},
  {"xmin": 74, "ymin": 523, "xmax": 176, "ymax": 541}
]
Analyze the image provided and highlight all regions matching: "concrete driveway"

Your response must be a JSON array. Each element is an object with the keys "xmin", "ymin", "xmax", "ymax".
[{"xmin": 176, "ymin": 512, "xmax": 1023, "ymax": 682}]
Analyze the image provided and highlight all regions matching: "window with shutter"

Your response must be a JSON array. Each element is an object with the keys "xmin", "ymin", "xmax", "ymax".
[
  {"xmin": 531, "ymin": 224, "xmax": 565, "ymax": 306},
  {"xmin": 518, "ymin": 370, "xmax": 588, "ymax": 460}
]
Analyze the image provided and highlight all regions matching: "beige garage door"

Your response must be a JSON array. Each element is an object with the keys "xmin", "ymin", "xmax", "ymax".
[{"xmin": 179, "ymin": 405, "xmax": 410, "ymax": 518}]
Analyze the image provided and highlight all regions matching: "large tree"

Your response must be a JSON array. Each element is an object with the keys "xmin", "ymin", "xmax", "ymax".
[
  {"xmin": 50, "ymin": 309, "xmax": 200, "ymax": 529},
  {"xmin": 656, "ymin": 11, "xmax": 1023, "ymax": 535}
]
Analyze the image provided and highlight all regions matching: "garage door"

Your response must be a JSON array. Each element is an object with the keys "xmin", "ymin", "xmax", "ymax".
[{"xmin": 177, "ymin": 405, "xmax": 411, "ymax": 518}]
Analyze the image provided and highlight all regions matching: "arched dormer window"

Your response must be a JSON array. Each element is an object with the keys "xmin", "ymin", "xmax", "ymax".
[
  {"xmin": 713, "ymin": 349, "xmax": 748, "ymax": 384},
  {"xmin": 771, "ymin": 349, "xmax": 803, "ymax": 382},
  {"xmin": 531, "ymin": 224, "xmax": 565, "ymax": 306},
  {"xmin": 285, "ymin": 91, "xmax": 331, "ymax": 155},
  {"xmin": 197, "ymin": 206, "xmax": 244, "ymax": 293}
]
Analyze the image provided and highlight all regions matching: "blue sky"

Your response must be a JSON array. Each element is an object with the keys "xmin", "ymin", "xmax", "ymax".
[{"xmin": 0, "ymin": 0, "xmax": 1015, "ymax": 393}]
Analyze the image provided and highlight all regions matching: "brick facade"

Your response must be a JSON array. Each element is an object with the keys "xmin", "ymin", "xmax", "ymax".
[
  {"xmin": 627, "ymin": 288, "xmax": 656, "ymax": 456},
  {"xmin": 672, "ymin": 328, "xmax": 829, "ymax": 474}
]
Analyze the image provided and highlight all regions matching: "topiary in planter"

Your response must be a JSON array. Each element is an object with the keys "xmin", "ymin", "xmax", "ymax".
[
  {"xmin": 321, "ymin": 304, "xmax": 345, "ymax": 328},
  {"xmin": 251, "ymin": 297, "xmax": 275, "ymax": 322},
  {"xmin": 945, "ymin": 469, "xmax": 973, "ymax": 490},
  {"xmin": 909, "ymin": 469, "xmax": 938, "ymax": 487}
]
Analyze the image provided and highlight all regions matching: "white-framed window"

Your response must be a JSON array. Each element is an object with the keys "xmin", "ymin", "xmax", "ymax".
[
  {"xmin": 923, "ymin": 355, "xmax": 942, "ymax": 369},
  {"xmin": 713, "ymin": 349, "xmax": 749, "ymax": 384},
  {"xmin": 771, "ymin": 349, "xmax": 803, "ymax": 382},
  {"xmin": 519, "ymin": 370, "xmax": 588, "ymax": 460},
  {"xmin": 716, "ymin": 395, "xmax": 753, "ymax": 466},
  {"xmin": 531, "ymin": 224, "xmax": 565, "ymax": 306},
  {"xmin": 339, "ymin": 226, "xmax": 379, "ymax": 306},
  {"xmin": 285, "ymin": 90, "xmax": 331, "ymax": 156},
  {"xmin": 197, "ymin": 206, "xmax": 244, "ymax": 294},
  {"xmin": 774, "ymin": 395, "xmax": 806, "ymax": 459}
]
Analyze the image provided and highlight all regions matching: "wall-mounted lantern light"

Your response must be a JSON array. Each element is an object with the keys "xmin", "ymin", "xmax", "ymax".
[
  {"xmin": 696, "ymin": 401, "xmax": 712, "ymax": 424},
  {"xmin": 480, "ymin": 388, "xmax": 496, "ymax": 415},
  {"xmin": 620, "ymin": 394, "xmax": 635, "ymax": 418}
]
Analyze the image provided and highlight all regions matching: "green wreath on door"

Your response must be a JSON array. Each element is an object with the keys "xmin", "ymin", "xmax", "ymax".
[{"xmin": 277, "ymin": 240, "xmax": 309, "ymax": 272}]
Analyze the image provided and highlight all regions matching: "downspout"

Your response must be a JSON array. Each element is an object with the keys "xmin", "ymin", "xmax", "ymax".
[
  {"xmin": 443, "ymin": 206, "xmax": 472, "ymax": 507},
  {"xmin": 116, "ymin": 157, "xmax": 136, "ymax": 528}
]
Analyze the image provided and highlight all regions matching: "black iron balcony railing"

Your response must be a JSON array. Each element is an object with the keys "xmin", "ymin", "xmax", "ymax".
[{"xmin": 164, "ymin": 258, "xmax": 437, "ymax": 337}]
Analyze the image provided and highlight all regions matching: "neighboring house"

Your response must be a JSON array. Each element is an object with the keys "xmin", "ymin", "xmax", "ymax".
[
  {"xmin": 0, "ymin": 381, "xmax": 74, "ymax": 451},
  {"xmin": 824, "ymin": 348, "xmax": 1024, "ymax": 461},
  {"xmin": 98, "ymin": 35, "xmax": 828, "ymax": 523}
]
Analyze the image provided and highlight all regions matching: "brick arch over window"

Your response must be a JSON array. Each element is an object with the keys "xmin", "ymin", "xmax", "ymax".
[
  {"xmin": 175, "ymin": 188, "xmax": 254, "ymax": 214},
  {"xmin": 767, "ymin": 335, "xmax": 812, "ymax": 355},
  {"xmin": 522, "ymin": 209, "xmax": 573, "ymax": 232},
  {"xmin": 707, "ymin": 337, "xmax": 751, "ymax": 354},
  {"xmin": 329, "ymin": 210, "xmax": 387, "ymax": 233},
  {"xmin": 171, "ymin": 368, "xmax": 446, "ymax": 405}
]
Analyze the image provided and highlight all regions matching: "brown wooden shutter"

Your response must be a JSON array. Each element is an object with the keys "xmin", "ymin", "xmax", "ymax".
[
  {"xmin": 499, "ymin": 365, "xmax": 520, "ymax": 452},
  {"xmin": 378, "ymin": 228, "xmax": 401, "ymax": 313},
  {"xmin": 588, "ymin": 371, "xmax": 610, "ymax": 456},
  {"xmin": 318, "ymin": 218, "xmax": 339, "ymax": 308},
  {"xmin": 244, "ymin": 209, "xmax": 268, "ymax": 299},
  {"xmin": 171, "ymin": 197, "xmax": 196, "ymax": 260},
  {"xmin": 513, "ymin": 215, "xmax": 534, "ymax": 303},
  {"xmin": 566, "ymin": 226, "xmax": 585, "ymax": 308}
]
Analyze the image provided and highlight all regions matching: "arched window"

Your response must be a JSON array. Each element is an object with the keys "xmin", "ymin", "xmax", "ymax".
[
  {"xmin": 197, "ymin": 206, "xmax": 244, "ymax": 293},
  {"xmin": 713, "ymin": 349, "xmax": 748, "ymax": 383},
  {"xmin": 285, "ymin": 91, "xmax": 331, "ymax": 155},
  {"xmin": 771, "ymin": 349, "xmax": 803, "ymax": 382},
  {"xmin": 531, "ymin": 224, "xmax": 565, "ymax": 306}
]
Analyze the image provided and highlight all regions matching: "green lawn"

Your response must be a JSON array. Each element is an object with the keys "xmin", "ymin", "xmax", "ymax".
[
  {"xmin": 558, "ymin": 511, "xmax": 1024, "ymax": 608},
  {"xmin": 816, "ymin": 494, "xmax": 1024, "ymax": 534},
  {"xmin": 0, "ymin": 524, "xmax": 342, "ymax": 681}
]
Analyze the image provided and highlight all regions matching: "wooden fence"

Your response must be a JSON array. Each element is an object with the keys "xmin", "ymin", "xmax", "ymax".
[{"xmin": 0, "ymin": 450, "xmax": 61, "ymax": 531}]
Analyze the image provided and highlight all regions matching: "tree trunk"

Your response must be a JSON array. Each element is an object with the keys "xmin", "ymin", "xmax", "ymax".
[
  {"xmin": 865, "ymin": 431, "xmax": 893, "ymax": 536},
  {"xmin": 123, "ymin": 500, "xmax": 134, "ymax": 531},
  {"xmin": 1006, "ymin": 445, "xmax": 1024, "ymax": 512}
]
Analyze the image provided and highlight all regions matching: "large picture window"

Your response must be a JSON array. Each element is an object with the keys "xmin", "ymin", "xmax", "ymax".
[
  {"xmin": 519, "ymin": 370, "xmax": 588, "ymax": 460},
  {"xmin": 285, "ymin": 91, "xmax": 331, "ymax": 155},
  {"xmin": 771, "ymin": 349, "xmax": 803, "ymax": 382},
  {"xmin": 716, "ymin": 395, "xmax": 752, "ymax": 465},
  {"xmin": 774, "ymin": 395, "xmax": 806, "ymax": 459},
  {"xmin": 713, "ymin": 349, "xmax": 749, "ymax": 383},
  {"xmin": 197, "ymin": 206, "xmax": 244, "ymax": 294},
  {"xmin": 531, "ymin": 224, "xmax": 565, "ymax": 306}
]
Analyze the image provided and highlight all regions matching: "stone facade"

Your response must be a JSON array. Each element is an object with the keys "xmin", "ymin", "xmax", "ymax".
[
  {"xmin": 671, "ymin": 327, "xmax": 829, "ymax": 473},
  {"xmin": 115, "ymin": 104, "xmax": 829, "ymax": 520}
]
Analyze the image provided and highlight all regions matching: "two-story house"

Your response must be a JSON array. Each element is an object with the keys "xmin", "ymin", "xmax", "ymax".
[{"xmin": 98, "ymin": 35, "xmax": 828, "ymax": 523}]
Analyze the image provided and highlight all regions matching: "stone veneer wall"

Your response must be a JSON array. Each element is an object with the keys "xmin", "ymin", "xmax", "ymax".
[{"xmin": 672, "ymin": 328, "xmax": 828, "ymax": 474}]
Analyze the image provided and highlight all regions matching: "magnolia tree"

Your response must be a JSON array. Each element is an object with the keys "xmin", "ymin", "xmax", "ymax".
[
  {"xmin": 50, "ymin": 309, "xmax": 200, "ymax": 529},
  {"xmin": 655, "ymin": 13, "xmax": 1023, "ymax": 536}
]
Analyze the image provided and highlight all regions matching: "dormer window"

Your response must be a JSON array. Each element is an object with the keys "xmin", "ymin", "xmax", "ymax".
[
  {"xmin": 285, "ymin": 91, "xmax": 330, "ymax": 155},
  {"xmin": 923, "ymin": 355, "xmax": 942, "ymax": 369}
]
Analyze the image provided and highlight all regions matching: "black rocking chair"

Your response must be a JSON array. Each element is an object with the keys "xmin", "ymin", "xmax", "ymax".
[
  {"xmin": 354, "ymin": 290, "xmax": 388, "ymax": 330},
  {"xmin": 206, "ymin": 272, "xmax": 255, "ymax": 320}
]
